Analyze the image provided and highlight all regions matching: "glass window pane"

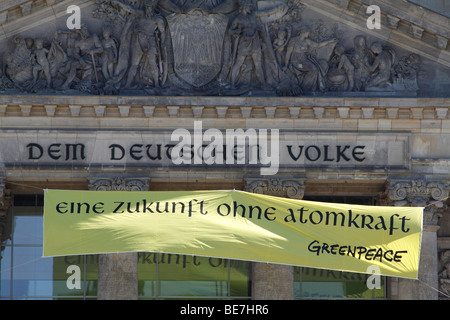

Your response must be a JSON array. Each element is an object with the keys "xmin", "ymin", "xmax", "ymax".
[
  {"xmin": 2, "ymin": 195, "xmax": 98, "ymax": 299},
  {"xmin": 12, "ymin": 247, "xmax": 53, "ymax": 297},
  {"xmin": 12, "ymin": 207, "xmax": 43, "ymax": 245},
  {"xmin": 138, "ymin": 253, "xmax": 250, "ymax": 298},
  {"xmin": 52, "ymin": 256, "xmax": 85, "ymax": 298},
  {"xmin": 84, "ymin": 255, "xmax": 99, "ymax": 297},
  {"xmin": 295, "ymin": 267, "xmax": 385, "ymax": 299},
  {"xmin": 1, "ymin": 246, "xmax": 12, "ymax": 297},
  {"xmin": 138, "ymin": 252, "xmax": 157, "ymax": 297},
  {"xmin": 159, "ymin": 255, "xmax": 229, "ymax": 297},
  {"xmin": 229, "ymin": 259, "xmax": 251, "ymax": 297}
]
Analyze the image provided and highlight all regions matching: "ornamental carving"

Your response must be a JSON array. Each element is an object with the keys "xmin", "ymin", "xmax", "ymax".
[
  {"xmin": 88, "ymin": 177, "xmax": 149, "ymax": 191},
  {"xmin": 0, "ymin": 0, "xmax": 422, "ymax": 96},
  {"xmin": 439, "ymin": 250, "xmax": 450, "ymax": 299},
  {"xmin": 382, "ymin": 180, "xmax": 450, "ymax": 226},
  {"xmin": 245, "ymin": 178, "xmax": 305, "ymax": 199}
]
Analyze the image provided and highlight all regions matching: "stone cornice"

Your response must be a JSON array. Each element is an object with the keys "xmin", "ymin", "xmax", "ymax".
[
  {"xmin": 0, "ymin": 0, "xmax": 91, "ymax": 39},
  {"xmin": 357, "ymin": 0, "xmax": 449, "ymax": 37},
  {"xmin": 304, "ymin": 0, "xmax": 450, "ymax": 66},
  {"xmin": 0, "ymin": 96, "xmax": 448, "ymax": 123}
]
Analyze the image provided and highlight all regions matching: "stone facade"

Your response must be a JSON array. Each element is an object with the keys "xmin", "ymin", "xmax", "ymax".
[{"xmin": 0, "ymin": 0, "xmax": 449, "ymax": 300}]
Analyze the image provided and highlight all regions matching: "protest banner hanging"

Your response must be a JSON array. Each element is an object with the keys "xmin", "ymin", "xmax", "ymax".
[{"xmin": 43, "ymin": 189, "xmax": 423, "ymax": 279}]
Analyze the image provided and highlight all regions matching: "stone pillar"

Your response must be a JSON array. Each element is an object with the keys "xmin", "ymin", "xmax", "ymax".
[
  {"xmin": 0, "ymin": 180, "xmax": 11, "ymax": 258},
  {"xmin": 383, "ymin": 180, "xmax": 449, "ymax": 300},
  {"xmin": 88, "ymin": 177, "xmax": 149, "ymax": 300},
  {"xmin": 245, "ymin": 178, "xmax": 305, "ymax": 300}
]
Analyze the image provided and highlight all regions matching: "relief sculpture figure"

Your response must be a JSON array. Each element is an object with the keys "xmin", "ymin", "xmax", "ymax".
[
  {"xmin": 58, "ymin": 25, "xmax": 103, "ymax": 90},
  {"xmin": 366, "ymin": 42, "xmax": 395, "ymax": 90},
  {"xmin": 32, "ymin": 39, "xmax": 52, "ymax": 88},
  {"xmin": 125, "ymin": 1, "xmax": 167, "ymax": 88},
  {"xmin": 284, "ymin": 27, "xmax": 336, "ymax": 92},
  {"xmin": 350, "ymin": 35, "xmax": 373, "ymax": 91},
  {"xmin": 100, "ymin": 27, "xmax": 118, "ymax": 82},
  {"xmin": 229, "ymin": 1, "xmax": 266, "ymax": 88},
  {"xmin": 0, "ymin": 0, "xmax": 424, "ymax": 96}
]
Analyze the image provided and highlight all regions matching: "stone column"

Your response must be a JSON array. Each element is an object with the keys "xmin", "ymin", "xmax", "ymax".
[
  {"xmin": 383, "ymin": 180, "xmax": 449, "ymax": 300},
  {"xmin": 88, "ymin": 177, "xmax": 149, "ymax": 300},
  {"xmin": 245, "ymin": 178, "xmax": 305, "ymax": 300},
  {"xmin": 0, "ymin": 180, "xmax": 11, "ymax": 258}
]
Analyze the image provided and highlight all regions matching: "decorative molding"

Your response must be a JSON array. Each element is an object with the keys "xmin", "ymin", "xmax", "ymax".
[
  {"xmin": 88, "ymin": 177, "xmax": 149, "ymax": 191},
  {"xmin": 244, "ymin": 178, "xmax": 305, "ymax": 199},
  {"xmin": 0, "ymin": 100, "xmax": 447, "ymax": 121},
  {"xmin": 382, "ymin": 180, "xmax": 450, "ymax": 227}
]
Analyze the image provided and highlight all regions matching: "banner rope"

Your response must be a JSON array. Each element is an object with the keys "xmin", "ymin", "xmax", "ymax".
[{"xmin": 418, "ymin": 278, "xmax": 450, "ymax": 299}]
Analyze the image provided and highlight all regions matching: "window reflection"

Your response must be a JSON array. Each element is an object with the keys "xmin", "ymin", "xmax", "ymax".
[
  {"xmin": 138, "ymin": 253, "xmax": 251, "ymax": 299},
  {"xmin": 294, "ymin": 267, "xmax": 385, "ymax": 299},
  {"xmin": 1, "ymin": 194, "xmax": 98, "ymax": 299}
]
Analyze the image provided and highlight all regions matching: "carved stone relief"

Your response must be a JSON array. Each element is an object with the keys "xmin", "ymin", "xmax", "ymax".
[
  {"xmin": 0, "ymin": 0, "xmax": 424, "ymax": 96},
  {"xmin": 245, "ymin": 178, "xmax": 305, "ymax": 199},
  {"xmin": 88, "ymin": 177, "xmax": 149, "ymax": 191},
  {"xmin": 381, "ymin": 180, "xmax": 450, "ymax": 227},
  {"xmin": 439, "ymin": 250, "xmax": 450, "ymax": 299}
]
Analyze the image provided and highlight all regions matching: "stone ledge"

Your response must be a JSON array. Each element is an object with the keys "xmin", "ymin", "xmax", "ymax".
[
  {"xmin": 0, "ymin": 96, "xmax": 447, "ymax": 121},
  {"xmin": 305, "ymin": 0, "xmax": 449, "ymax": 67}
]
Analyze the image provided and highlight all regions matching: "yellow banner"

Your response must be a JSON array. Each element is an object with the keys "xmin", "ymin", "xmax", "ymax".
[{"xmin": 43, "ymin": 190, "xmax": 423, "ymax": 279}]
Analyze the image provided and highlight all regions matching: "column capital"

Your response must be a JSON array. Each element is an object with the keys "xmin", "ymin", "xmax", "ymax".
[
  {"xmin": 382, "ymin": 179, "xmax": 450, "ymax": 228},
  {"xmin": 244, "ymin": 178, "xmax": 305, "ymax": 199},
  {"xmin": 88, "ymin": 177, "xmax": 149, "ymax": 191},
  {"xmin": 0, "ymin": 180, "xmax": 11, "ymax": 211}
]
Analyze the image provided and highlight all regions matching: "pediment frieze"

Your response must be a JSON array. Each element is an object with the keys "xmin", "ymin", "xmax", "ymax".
[{"xmin": 0, "ymin": 0, "xmax": 448, "ymax": 97}]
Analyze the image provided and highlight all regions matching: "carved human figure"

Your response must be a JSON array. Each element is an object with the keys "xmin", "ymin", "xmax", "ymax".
[
  {"xmin": 350, "ymin": 35, "xmax": 373, "ymax": 91},
  {"xmin": 273, "ymin": 26, "xmax": 291, "ymax": 68},
  {"xmin": 284, "ymin": 27, "xmax": 335, "ymax": 91},
  {"xmin": 60, "ymin": 25, "xmax": 103, "ymax": 90},
  {"xmin": 367, "ymin": 42, "xmax": 394, "ymax": 89},
  {"xmin": 229, "ymin": 1, "xmax": 266, "ymax": 88},
  {"xmin": 32, "ymin": 39, "xmax": 52, "ymax": 88},
  {"xmin": 100, "ymin": 27, "xmax": 118, "ymax": 82},
  {"xmin": 332, "ymin": 44, "xmax": 354, "ymax": 91},
  {"xmin": 5, "ymin": 36, "xmax": 33, "ymax": 85},
  {"xmin": 125, "ymin": 1, "xmax": 167, "ymax": 88}
]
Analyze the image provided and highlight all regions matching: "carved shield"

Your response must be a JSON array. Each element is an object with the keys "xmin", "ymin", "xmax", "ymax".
[{"xmin": 167, "ymin": 11, "xmax": 228, "ymax": 87}]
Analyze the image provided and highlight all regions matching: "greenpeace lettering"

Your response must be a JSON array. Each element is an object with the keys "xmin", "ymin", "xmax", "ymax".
[
  {"xmin": 44, "ymin": 190, "xmax": 423, "ymax": 279},
  {"xmin": 307, "ymin": 240, "xmax": 408, "ymax": 263}
]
